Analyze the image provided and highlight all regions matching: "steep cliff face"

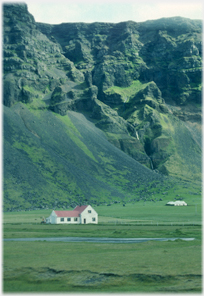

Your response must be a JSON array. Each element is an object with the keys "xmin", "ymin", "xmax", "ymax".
[
  {"xmin": 3, "ymin": 4, "xmax": 202, "ymax": 210},
  {"xmin": 36, "ymin": 17, "xmax": 202, "ymax": 177},
  {"xmin": 37, "ymin": 18, "xmax": 202, "ymax": 103},
  {"xmin": 3, "ymin": 4, "xmax": 84, "ymax": 107}
]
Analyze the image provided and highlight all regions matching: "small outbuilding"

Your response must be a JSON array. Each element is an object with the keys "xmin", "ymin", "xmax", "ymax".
[
  {"xmin": 46, "ymin": 205, "xmax": 98, "ymax": 224},
  {"xmin": 166, "ymin": 200, "xmax": 187, "ymax": 206}
]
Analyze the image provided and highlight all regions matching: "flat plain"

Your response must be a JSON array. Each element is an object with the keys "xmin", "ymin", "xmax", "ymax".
[{"xmin": 3, "ymin": 201, "xmax": 202, "ymax": 293}]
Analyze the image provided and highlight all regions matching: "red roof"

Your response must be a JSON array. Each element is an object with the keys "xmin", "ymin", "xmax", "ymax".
[
  {"xmin": 54, "ymin": 210, "xmax": 80, "ymax": 218},
  {"xmin": 54, "ymin": 206, "xmax": 88, "ymax": 218},
  {"xmin": 74, "ymin": 205, "xmax": 88, "ymax": 213}
]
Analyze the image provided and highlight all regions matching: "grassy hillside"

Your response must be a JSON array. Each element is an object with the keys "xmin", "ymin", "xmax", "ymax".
[
  {"xmin": 4, "ymin": 102, "xmax": 169, "ymax": 211},
  {"xmin": 3, "ymin": 4, "xmax": 202, "ymax": 211}
]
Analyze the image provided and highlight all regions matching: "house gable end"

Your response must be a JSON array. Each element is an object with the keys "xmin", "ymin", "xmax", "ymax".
[
  {"xmin": 81, "ymin": 205, "xmax": 97, "ymax": 215},
  {"xmin": 74, "ymin": 205, "xmax": 88, "ymax": 214},
  {"xmin": 51, "ymin": 210, "xmax": 57, "ymax": 217}
]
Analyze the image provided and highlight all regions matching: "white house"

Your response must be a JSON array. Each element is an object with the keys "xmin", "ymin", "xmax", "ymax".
[
  {"xmin": 166, "ymin": 200, "xmax": 187, "ymax": 206},
  {"xmin": 46, "ymin": 205, "xmax": 98, "ymax": 224}
]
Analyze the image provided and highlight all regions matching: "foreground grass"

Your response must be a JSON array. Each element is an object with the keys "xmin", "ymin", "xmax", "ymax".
[
  {"xmin": 3, "ymin": 223, "xmax": 202, "ymax": 240},
  {"xmin": 4, "ymin": 238, "xmax": 201, "ymax": 293},
  {"xmin": 3, "ymin": 202, "xmax": 202, "ymax": 293}
]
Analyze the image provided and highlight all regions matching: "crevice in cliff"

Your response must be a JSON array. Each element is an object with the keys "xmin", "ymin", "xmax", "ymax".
[{"xmin": 144, "ymin": 139, "xmax": 154, "ymax": 170}]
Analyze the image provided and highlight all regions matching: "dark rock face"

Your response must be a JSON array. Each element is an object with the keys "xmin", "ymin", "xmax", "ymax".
[
  {"xmin": 3, "ymin": 3, "xmax": 84, "ymax": 106},
  {"xmin": 36, "ymin": 17, "xmax": 202, "ymax": 105},
  {"xmin": 3, "ymin": 3, "xmax": 202, "ymax": 210}
]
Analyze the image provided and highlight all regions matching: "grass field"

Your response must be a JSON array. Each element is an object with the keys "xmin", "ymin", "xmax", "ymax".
[
  {"xmin": 3, "ymin": 196, "xmax": 202, "ymax": 225},
  {"xmin": 3, "ymin": 202, "xmax": 202, "ymax": 293},
  {"xmin": 3, "ymin": 239, "xmax": 201, "ymax": 293}
]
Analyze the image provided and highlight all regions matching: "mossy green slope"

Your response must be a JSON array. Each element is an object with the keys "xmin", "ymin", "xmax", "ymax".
[
  {"xmin": 4, "ymin": 102, "xmax": 166, "ymax": 211},
  {"xmin": 3, "ymin": 4, "xmax": 202, "ymax": 210}
]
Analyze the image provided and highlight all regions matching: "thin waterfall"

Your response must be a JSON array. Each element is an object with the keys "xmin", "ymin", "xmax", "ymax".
[{"xmin": 149, "ymin": 157, "xmax": 154, "ymax": 170}]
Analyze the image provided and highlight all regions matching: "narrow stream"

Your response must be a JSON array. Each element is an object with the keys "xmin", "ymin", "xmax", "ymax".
[{"xmin": 4, "ymin": 237, "xmax": 195, "ymax": 243}]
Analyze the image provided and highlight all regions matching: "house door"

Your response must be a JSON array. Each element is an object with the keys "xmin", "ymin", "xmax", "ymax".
[{"xmin": 84, "ymin": 219, "xmax": 86, "ymax": 224}]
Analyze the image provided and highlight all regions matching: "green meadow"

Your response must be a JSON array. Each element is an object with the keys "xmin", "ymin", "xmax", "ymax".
[
  {"xmin": 3, "ymin": 201, "xmax": 202, "ymax": 293},
  {"xmin": 4, "ymin": 192, "xmax": 202, "ymax": 225},
  {"xmin": 4, "ymin": 239, "xmax": 201, "ymax": 293}
]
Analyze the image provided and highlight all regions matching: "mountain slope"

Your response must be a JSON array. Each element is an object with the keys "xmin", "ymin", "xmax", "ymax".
[
  {"xmin": 4, "ymin": 103, "xmax": 166, "ymax": 211},
  {"xmin": 37, "ymin": 17, "xmax": 202, "ymax": 179},
  {"xmin": 3, "ymin": 4, "xmax": 202, "ymax": 211}
]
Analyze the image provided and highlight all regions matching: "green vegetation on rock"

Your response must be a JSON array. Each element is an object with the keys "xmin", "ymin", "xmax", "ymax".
[{"xmin": 3, "ymin": 3, "xmax": 202, "ymax": 211}]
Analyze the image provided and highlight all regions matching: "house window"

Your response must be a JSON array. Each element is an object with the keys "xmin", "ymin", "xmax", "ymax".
[
  {"xmin": 74, "ymin": 218, "xmax": 78, "ymax": 221},
  {"xmin": 67, "ymin": 218, "xmax": 71, "ymax": 222},
  {"xmin": 92, "ymin": 217, "xmax": 96, "ymax": 222},
  {"xmin": 88, "ymin": 210, "xmax": 91, "ymax": 213},
  {"xmin": 60, "ymin": 218, "xmax": 64, "ymax": 222}
]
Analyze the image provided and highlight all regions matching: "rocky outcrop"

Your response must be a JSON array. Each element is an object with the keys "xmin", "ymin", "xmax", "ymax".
[
  {"xmin": 3, "ymin": 3, "xmax": 84, "ymax": 108},
  {"xmin": 3, "ymin": 3, "xmax": 202, "ymax": 181}
]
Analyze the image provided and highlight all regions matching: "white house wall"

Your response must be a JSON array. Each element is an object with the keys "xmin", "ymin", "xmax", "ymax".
[
  {"xmin": 46, "ymin": 206, "xmax": 98, "ymax": 224},
  {"xmin": 50, "ymin": 211, "xmax": 57, "ymax": 224},
  {"xmin": 80, "ymin": 205, "xmax": 98, "ymax": 224},
  {"xmin": 56, "ymin": 217, "xmax": 80, "ymax": 224}
]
